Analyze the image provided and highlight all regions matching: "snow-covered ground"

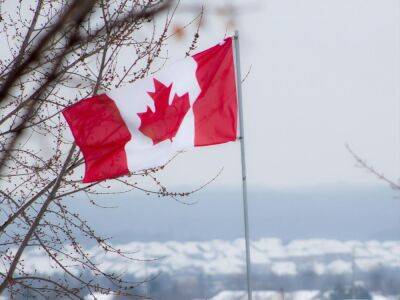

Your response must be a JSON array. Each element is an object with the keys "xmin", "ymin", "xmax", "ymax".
[
  {"xmin": 6, "ymin": 238, "xmax": 400, "ymax": 299},
  {"xmin": 80, "ymin": 290, "xmax": 399, "ymax": 300},
  {"xmin": 210, "ymin": 290, "xmax": 319, "ymax": 300},
  {"xmin": 20, "ymin": 238, "xmax": 400, "ymax": 277},
  {"xmin": 210, "ymin": 290, "xmax": 398, "ymax": 300}
]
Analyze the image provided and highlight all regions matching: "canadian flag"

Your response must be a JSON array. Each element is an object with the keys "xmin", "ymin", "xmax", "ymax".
[{"xmin": 63, "ymin": 37, "xmax": 238, "ymax": 183}]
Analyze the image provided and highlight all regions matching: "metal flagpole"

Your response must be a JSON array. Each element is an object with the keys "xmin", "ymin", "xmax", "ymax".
[{"xmin": 233, "ymin": 30, "xmax": 252, "ymax": 300}]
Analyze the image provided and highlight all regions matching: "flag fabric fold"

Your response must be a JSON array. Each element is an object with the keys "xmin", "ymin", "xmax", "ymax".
[{"xmin": 63, "ymin": 37, "xmax": 238, "ymax": 183}]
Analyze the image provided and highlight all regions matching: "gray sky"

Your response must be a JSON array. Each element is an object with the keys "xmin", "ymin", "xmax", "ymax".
[{"xmin": 153, "ymin": 0, "xmax": 400, "ymax": 189}]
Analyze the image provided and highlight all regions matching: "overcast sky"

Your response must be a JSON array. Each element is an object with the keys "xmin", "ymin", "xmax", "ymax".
[
  {"xmin": 150, "ymin": 0, "xmax": 400, "ymax": 189},
  {"xmin": 11, "ymin": 0, "xmax": 398, "ymax": 190}
]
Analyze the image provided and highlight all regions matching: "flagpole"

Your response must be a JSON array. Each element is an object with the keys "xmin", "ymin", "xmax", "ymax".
[{"xmin": 233, "ymin": 30, "xmax": 253, "ymax": 300}]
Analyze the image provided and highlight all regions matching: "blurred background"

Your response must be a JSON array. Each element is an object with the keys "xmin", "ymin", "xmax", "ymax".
[{"xmin": 4, "ymin": 0, "xmax": 400, "ymax": 299}]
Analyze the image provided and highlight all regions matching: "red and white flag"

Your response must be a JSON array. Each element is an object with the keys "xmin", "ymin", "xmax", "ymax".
[{"xmin": 63, "ymin": 37, "xmax": 238, "ymax": 183}]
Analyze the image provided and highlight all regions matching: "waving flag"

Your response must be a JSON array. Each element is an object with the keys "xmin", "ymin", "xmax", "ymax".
[{"xmin": 63, "ymin": 37, "xmax": 238, "ymax": 183}]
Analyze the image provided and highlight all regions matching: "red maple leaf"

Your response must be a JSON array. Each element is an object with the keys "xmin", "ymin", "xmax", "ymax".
[{"xmin": 138, "ymin": 78, "xmax": 190, "ymax": 145}]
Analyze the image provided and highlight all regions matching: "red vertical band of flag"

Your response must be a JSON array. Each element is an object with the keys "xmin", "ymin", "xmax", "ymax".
[
  {"xmin": 192, "ymin": 38, "xmax": 238, "ymax": 146},
  {"xmin": 62, "ymin": 94, "xmax": 132, "ymax": 182}
]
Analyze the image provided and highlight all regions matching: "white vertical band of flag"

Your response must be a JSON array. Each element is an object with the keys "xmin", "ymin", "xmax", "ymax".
[{"xmin": 234, "ymin": 31, "xmax": 253, "ymax": 300}]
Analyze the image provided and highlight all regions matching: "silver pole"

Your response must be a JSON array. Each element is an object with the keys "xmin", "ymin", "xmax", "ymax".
[{"xmin": 233, "ymin": 30, "xmax": 252, "ymax": 300}]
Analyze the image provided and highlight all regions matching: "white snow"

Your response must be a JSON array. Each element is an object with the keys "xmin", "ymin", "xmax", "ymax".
[
  {"xmin": 211, "ymin": 291, "xmax": 397, "ymax": 300},
  {"xmin": 210, "ymin": 290, "xmax": 319, "ymax": 300},
  {"xmin": 270, "ymin": 261, "xmax": 297, "ymax": 276},
  {"xmin": 84, "ymin": 293, "xmax": 114, "ymax": 300},
  {"xmin": 4, "ymin": 238, "xmax": 400, "ymax": 279}
]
